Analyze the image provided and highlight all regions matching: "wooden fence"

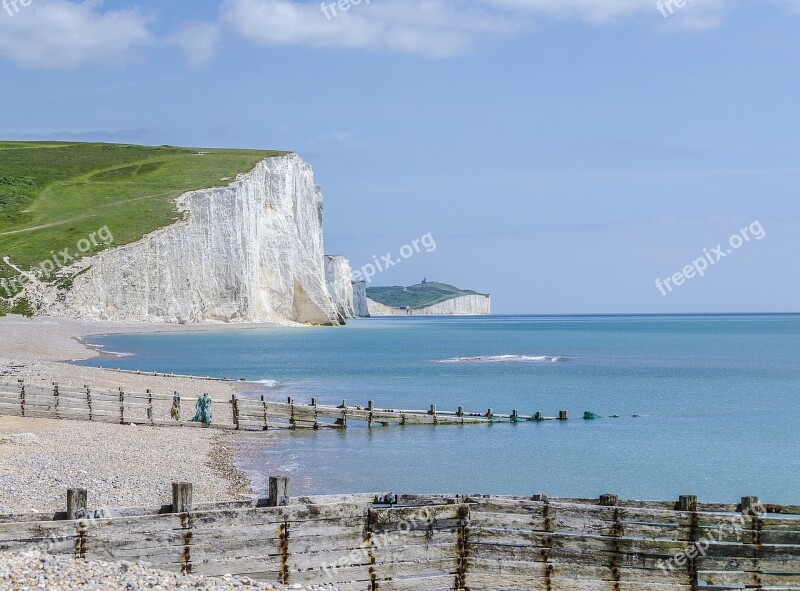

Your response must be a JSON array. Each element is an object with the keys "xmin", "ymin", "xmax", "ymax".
[
  {"xmin": 1, "ymin": 480, "xmax": 799, "ymax": 590},
  {"xmin": 0, "ymin": 380, "xmax": 574, "ymax": 431}
]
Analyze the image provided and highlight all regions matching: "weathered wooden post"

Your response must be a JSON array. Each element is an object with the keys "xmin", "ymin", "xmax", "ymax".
[
  {"xmin": 67, "ymin": 488, "xmax": 88, "ymax": 520},
  {"xmin": 86, "ymin": 386, "xmax": 92, "ymax": 421},
  {"xmin": 559, "ymin": 410, "xmax": 569, "ymax": 421},
  {"xmin": 456, "ymin": 406, "xmax": 464, "ymax": 417},
  {"xmin": 367, "ymin": 400, "xmax": 375, "ymax": 428},
  {"xmin": 511, "ymin": 409, "xmax": 519, "ymax": 423},
  {"xmin": 600, "ymin": 494, "xmax": 619, "ymax": 507},
  {"xmin": 533, "ymin": 411, "xmax": 544, "ymax": 422},
  {"xmin": 268, "ymin": 477, "xmax": 291, "ymax": 507},
  {"xmin": 53, "ymin": 382, "xmax": 59, "ymax": 419},
  {"xmin": 741, "ymin": 496, "xmax": 761, "ymax": 516},
  {"xmin": 146, "ymin": 389, "xmax": 153, "ymax": 424},
  {"xmin": 486, "ymin": 408, "xmax": 493, "ymax": 421},
  {"xmin": 678, "ymin": 495, "xmax": 698, "ymax": 512},
  {"xmin": 172, "ymin": 482, "xmax": 193, "ymax": 513},
  {"xmin": 19, "ymin": 381, "xmax": 25, "ymax": 417},
  {"xmin": 310, "ymin": 397, "xmax": 317, "ymax": 406},
  {"xmin": 287, "ymin": 397, "xmax": 295, "ymax": 429},
  {"xmin": 335, "ymin": 400, "xmax": 347, "ymax": 428},
  {"xmin": 531, "ymin": 494, "xmax": 548, "ymax": 502},
  {"xmin": 231, "ymin": 394, "xmax": 240, "ymax": 430},
  {"xmin": 119, "ymin": 387, "xmax": 125, "ymax": 424},
  {"xmin": 261, "ymin": 395, "xmax": 269, "ymax": 431}
]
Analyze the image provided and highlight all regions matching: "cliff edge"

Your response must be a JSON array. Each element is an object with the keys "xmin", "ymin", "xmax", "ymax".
[{"xmin": 39, "ymin": 154, "xmax": 347, "ymax": 325}]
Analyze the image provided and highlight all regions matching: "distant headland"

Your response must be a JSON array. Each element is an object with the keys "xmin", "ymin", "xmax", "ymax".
[{"xmin": 362, "ymin": 280, "xmax": 491, "ymax": 316}]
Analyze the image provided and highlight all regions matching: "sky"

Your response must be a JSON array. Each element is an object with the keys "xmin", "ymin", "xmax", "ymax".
[{"xmin": 0, "ymin": 0, "xmax": 798, "ymax": 314}]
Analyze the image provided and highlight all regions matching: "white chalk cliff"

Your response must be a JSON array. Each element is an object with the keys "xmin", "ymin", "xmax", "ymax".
[
  {"xmin": 325, "ymin": 255, "xmax": 356, "ymax": 322},
  {"xmin": 366, "ymin": 294, "xmax": 491, "ymax": 316},
  {"xmin": 45, "ymin": 155, "xmax": 346, "ymax": 325},
  {"xmin": 352, "ymin": 281, "xmax": 369, "ymax": 317}
]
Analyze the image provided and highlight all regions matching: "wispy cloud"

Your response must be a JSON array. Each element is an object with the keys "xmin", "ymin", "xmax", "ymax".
[
  {"xmin": 0, "ymin": 0, "xmax": 151, "ymax": 69},
  {"xmin": 219, "ymin": 0, "xmax": 524, "ymax": 58},
  {"xmin": 1, "ymin": 0, "xmax": 799, "ymax": 70}
]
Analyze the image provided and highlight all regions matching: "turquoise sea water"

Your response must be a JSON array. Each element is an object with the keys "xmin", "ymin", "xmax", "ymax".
[{"xmin": 77, "ymin": 315, "xmax": 800, "ymax": 503}]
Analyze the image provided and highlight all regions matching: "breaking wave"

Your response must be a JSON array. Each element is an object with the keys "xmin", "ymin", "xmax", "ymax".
[{"xmin": 436, "ymin": 355, "xmax": 568, "ymax": 364}]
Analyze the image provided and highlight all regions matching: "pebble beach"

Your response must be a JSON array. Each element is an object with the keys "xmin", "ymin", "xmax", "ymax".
[
  {"xmin": 0, "ymin": 315, "xmax": 267, "ymax": 513},
  {"xmin": 0, "ymin": 551, "xmax": 341, "ymax": 591},
  {"xmin": 0, "ymin": 315, "xmax": 297, "ymax": 589}
]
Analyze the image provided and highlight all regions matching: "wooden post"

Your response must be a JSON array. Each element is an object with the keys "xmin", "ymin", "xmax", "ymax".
[
  {"xmin": 172, "ymin": 482, "xmax": 193, "ymax": 513},
  {"xmin": 231, "ymin": 395, "xmax": 240, "ymax": 430},
  {"xmin": 335, "ymin": 400, "xmax": 347, "ymax": 428},
  {"xmin": 511, "ymin": 409, "xmax": 519, "ymax": 422},
  {"xmin": 53, "ymin": 382, "xmax": 59, "ymax": 419},
  {"xmin": 486, "ymin": 408, "xmax": 493, "ymax": 421},
  {"xmin": 367, "ymin": 400, "xmax": 374, "ymax": 428},
  {"xmin": 531, "ymin": 494, "xmax": 548, "ymax": 502},
  {"xmin": 261, "ymin": 395, "xmax": 269, "ymax": 431},
  {"xmin": 146, "ymin": 389, "xmax": 153, "ymax": 424},
  {"xmin": 310, "ymin": 397, "xmax": 317, "ymax": 406},
  {"xmin": 119, "ymin": 387, "xmax": 125, "ymax": 424},
  {"xmin": 559, "ymin": 410, "xmax": 569, "ymax": 421},
  {"xmin": 287, "ymin": 397, "xmax": 294, "ymax": 404},
  {"xmin": 600, "ymin": 494, "xmax": 618, "ymax": 507},
  {"xmin": 741, "ymin": 496, "xmax": 761, "ymax": 516},
  {"xmin": 67, "ymin": 488, "xmax": 88, "ymax": 520},
  {"xmin": 678, "ymin": 495, "xmax": 698, "ymax": 512},
  {"xmin": 456, "ymin": 406, "xmax": 464, "ymax": 417},
  {"xmin": 86, "ymin": 386, "xmax": 92, "ymax": 421},
  {"xmin": 19, "ymin": 381, "xmax": 25, "ymax": 417},
  {"xmin": 429, "ymin": 404, "xmax": 437, "ymax": 415},
  {"xmin": 268, "ymin": 477, "xmax": 291, "ymax": 507}
]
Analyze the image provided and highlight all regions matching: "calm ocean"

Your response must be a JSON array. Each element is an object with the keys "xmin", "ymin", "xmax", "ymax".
[{"xmin": 77, "ymin": 315, "xmax": 800, "ymax": 503}]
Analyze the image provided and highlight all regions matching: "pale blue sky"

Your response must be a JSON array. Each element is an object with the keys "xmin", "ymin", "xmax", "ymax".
[{"xmin": 0, "ymin": 0, "xmax": 798, "ymax": 313}]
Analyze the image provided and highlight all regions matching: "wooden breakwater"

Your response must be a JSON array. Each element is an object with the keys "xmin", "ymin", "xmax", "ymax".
[
  {"xmin": 1, "ymin": 479, "xmax": 799, "ymax": 590},
  {"xmin": 0, "ymin": 380, "xmax": 574, "ymax": 431}
]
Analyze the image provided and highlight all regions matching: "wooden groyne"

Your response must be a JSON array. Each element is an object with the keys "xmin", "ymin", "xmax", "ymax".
[
  {"xmin": 1, "ymin": 479, "xmax": 798, "ymax": 590},
  {"xmin": 0, "ymin": 380, "xmax": 577, "ymax": 431}
]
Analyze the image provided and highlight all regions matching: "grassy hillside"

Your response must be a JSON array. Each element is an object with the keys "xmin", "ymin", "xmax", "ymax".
[
  {"xmin": 0, "ymin": 142, "xmax": 287, "ymax": 300},
  {"xmin": 366, "ymin": 282, "xmax": 488, "ymax": 309}
]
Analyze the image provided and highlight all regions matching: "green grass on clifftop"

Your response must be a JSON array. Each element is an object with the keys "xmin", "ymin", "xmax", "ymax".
[
  {"xmin": 366, "ymin": 282, "xmax": 488, "ymax": 309},
  {"xmin": 0, "ymin": 141, "xmax": 288, "ymax": 285}
]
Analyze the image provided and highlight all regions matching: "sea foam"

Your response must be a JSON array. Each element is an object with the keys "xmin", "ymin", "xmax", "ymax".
[{"xmin": 436, "ymin": 355, "xmax": 567, "ymax": 364}]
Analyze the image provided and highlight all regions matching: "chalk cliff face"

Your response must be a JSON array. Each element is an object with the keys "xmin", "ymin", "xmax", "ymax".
[
  {"xmin": 47, "ymin": 155, "xmax": 342, "ymax": 325},
  {"xmin": 325, "ymin": 255, "xmax": 355, "ymax": 322},
  {"xmin": 352, "ymin": 281, "xmax": 369, "ymax": 317},
  {"xmin": 366, "ymin": 295, "xmax": 491, "ymax": 316}
]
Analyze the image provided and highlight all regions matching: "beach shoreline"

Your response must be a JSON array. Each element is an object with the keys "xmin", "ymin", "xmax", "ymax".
[{"xmin": 0, "ymin": 314, "xmax": 286, "ymax": 513}]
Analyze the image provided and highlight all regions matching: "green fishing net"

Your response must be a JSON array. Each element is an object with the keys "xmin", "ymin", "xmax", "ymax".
[{"xmin": 192, "ymin": 393, "xmax": 213, "ymax": 424}]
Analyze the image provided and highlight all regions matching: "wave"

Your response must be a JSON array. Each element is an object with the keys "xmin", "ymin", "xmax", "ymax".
[
  {"xmin": 436, "ymin": 355, "xmax": 568, "ymax": 364},
  {"xmin": 254, "ymin": 379, "xmax": 279, "ymax": 388}
]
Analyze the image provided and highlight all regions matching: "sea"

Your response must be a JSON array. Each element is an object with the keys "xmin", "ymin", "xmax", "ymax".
[{"xmin": 76, "ymin": 314, "xmax": 800, "ymax": 504}]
